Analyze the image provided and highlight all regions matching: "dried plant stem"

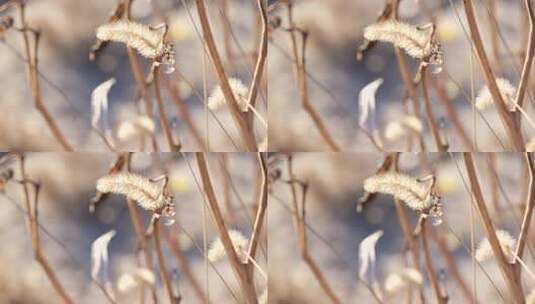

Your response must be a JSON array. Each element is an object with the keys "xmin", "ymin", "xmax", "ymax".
[
  {"xmin": 125, "ymin": 154, "xmax": 158, "ymax": 304},
  {"xmin": 17, "ymin": 3, "xmax": 73, "ymax": 151},
  {"xmin": 165, "ymin": 229, "xmax": 208, "ymax": 303},
  {"xmin": 463, "ymin": 153, "xmax": 524, "ymax": 303},
  {"xmin": 124, "ymin": 0, "xmax": 158, "ymax": 151},
  {"xmin": 487, "ymin": 0, "xmax": 503, "ymax": 73},
  {"xmin": 463, "ymin": 0, "xmax": 524, "ymax": 151},
  {"xmin": 246, "ymin": 0, "xmax": 267, "ymax": 131},
  {"xmin": 286, "ymin": 3, "xmax": 340, "ymax": 152},
  {"xmin": 421, "ymin": 220, "xmax": 448, "ymax": 304},
  {"xmin": 515, "ymin": 153, "xmax": 535, "ymax": 274},
  {"xmin": 195, "ymin": 153, "xmax": 257, "ymax": 303},
  {"xmin": 17, "ymin": 155, "xmax": 73, "ymax": 304},
  {"xmin": 246, "ymin": 153, "xmax": 267, "ymax": 273},
  {"xmin": 153, "ymin": 66, "xmax": 180, "ymax": 151},
  {"xmin": 153, "ymin": 218, "xmax": 180, "ymax": 304},
  {"xmin": 430, "ymin": 228, "xmax": 473, "ymax": 303},
  {"xmin": 514, "ymin": 0, "xmax": 535, "ymax": 121},
  {"xmin": 161, "ymin": 75, "xmax": 206, "ymax": 150},
  {"xmin": 195, "ymin": 0, "xmax": 257, "ymax": 151},
  {"xmin": 430, "ymin": 76, "xmax": 473, "ymax": 150},
  {"xmin": 421, "ymin": 70, "xmax": 447, "ymax": 151},
  {"xmin": 285, "ymin": 156, "xmax": 342, "ymax": 304}
]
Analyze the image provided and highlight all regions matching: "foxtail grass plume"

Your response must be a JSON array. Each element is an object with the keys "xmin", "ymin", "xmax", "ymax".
[
  {"xmin": 475, "ymin": 78, "xmax": 516, "ymax": 111},
  {"xmin": 208, "ymin": 78, "xmax": 250, "ymax": 112},
  {"xmin": 117, "ymin": 268, "xmax": 156, "ymax": 293},
  {"xmin": 475, "ymin": 229, "xmax": 516, "ymax": 263},
  {"xmin": 526, "ymin": 136, "xmax": 535, "ymax": 152},
  {"xmin": 96, "ymin": 20, "xmax": 175, "ymax": 66},
  {"xmin": 117, "ymin": 115, "xmax": 155, "ymax": 142},
  {"xmin": 208, "ymin": 229, "xmax": 249, "ymax": 263},
  {"xmin": 364, "ymin": 173, "xmax": 435, "ymax": 211},
  {"xmin": 384, "ymin": 115, "xmax": 423, "ymax": 141},
  {"xmin": 96, "ymin": 173, "xmax": 174, "ymax": 217},
  {"xmin": 384, "ymin": 268, "xmax": 423, "ymax": 294},
  {"xmin": 363, "ymin": 20, "xmax": 443, "ymax": 66}
]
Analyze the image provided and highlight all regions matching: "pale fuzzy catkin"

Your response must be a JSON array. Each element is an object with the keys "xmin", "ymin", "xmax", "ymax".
[
  {"xmin": 207, "ymin": 230, "xmax": 249, "ymax": 262},
  {"xmin": 384, "ymin": 115, "xmax": 423, "ymax": 141},
  {"xmin": 527, "ymin": 136, "xmax": 535, "ymax": 152},
  {"xmin": 475, "ymin": 230, "xmax": 516, "ymax": 263},
  {"xmin": 117, "ymin": 268, "xmax": 155, "ymax": 293},
  {"xmin": 475, "ymin": 78, "xmax": 517, "ymax": 111},
  {"xmin": 527, "ymin": 287, "xmax": 535, "ymax": 304},
  {"xmin": 363, "ymin": 173, "xmax": 430, "ymax": 211},
  {"xmin": 96, "ymin": 173, "xmax": 166, "ymax": 212},
  {"xmin": 117, "ymin": 115, "xmax": 155, "ymax": 141},
  {"xmin": 384, "ymin": 268, "xmax": 423, "ymax": 294},
  {"xmin": 364, "ymin": 20, "xmax": 430, "ymax": 59},
  {"xmin": 96, "ymin": 21, "xmax": 167, "ymax": 60},
  {"xmin": 208, "ymin": 78, "xmax": 250, "ymax": 112}
]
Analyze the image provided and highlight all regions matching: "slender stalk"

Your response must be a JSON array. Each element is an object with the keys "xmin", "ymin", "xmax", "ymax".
[
  {"xmin": 421, "ymin": 220, "xmax": 448, "ymax": 304},
  {"xmin": 463, "ymin": 153, "xmax": 524, "ymax": 303},
  {"xmin": 153, "ymin": 218, "xmax": 180, "ymax": 304},
  {"xmin": 421, "ymin": 69, "xmax": 447, "ymax": 151},
  {"xmin": 246, "ymin": 153, "xmax": 268, "ymax": 269},
  {"xmin": 195, "ymin": 153, "xmax": 257, "ymax": 303},
  {"xmin": 18, "ymin": 155, "xmax": 73, "ymax": 304},
  {"xmin": 195, "ymin": 0, "xmax": 257, "ymax": 151},
  {"xmin": 514, "ymin": 0, "xmax": 535, "ymax": 120},
  {"xmin": 515, "ymin": 153, "xmax": 535, "ymax": 270},
  {"xmin": 285, "ymin": 3, "xmax": 340, "ymax": 151},
  {"xmin": 153, "ymin": 66, "xmax": 180, "ymax": 151},
  {"xmin": 463, "ymin": 0, "xmax": 524, "ymax": 151},
  {"xmin": 17, "ymin": 3, "xmax": 72, "ymax": 151}
]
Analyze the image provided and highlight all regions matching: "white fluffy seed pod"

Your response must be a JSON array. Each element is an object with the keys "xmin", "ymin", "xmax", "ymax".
[
  {"xmin": 207, "ymin": 230, "xmax": 249, "ymax": 263},
  {"xmin": 96, "ymin": 173, "xmax": 169, "ymax": 212},
  {"xmin": 475, "ymin": 230, "xmax": 516, "ymax": 263},
  {"xmin": 384, "ymin": 268, "xmax": 423, "ymax": 294},
  {"xmin": 475, "ymin": 78, "xmax": 516, "ymax": 111},
  {"xmin": 384, "ymin": 115, "xmax": 423, "ymax": 141},
  {"xmin": 117, "ymin": 268, "xmax": 156, "ymax": 293},
  {"xmin": 526, "ymin": 136, "xmax": 535, "ymax": 152},
  {"xmin": 363, "ymin": 173, "xmax": 431, "ymax": 212},
  {"xmin": 364, "ymin": 21, "xmax": 431, "ymax": 59},
  {"xmin": 96, "ymin": 20, "xmax": 173, "ymax": 62},
  {"xmin": 208, "ymin": 78, "xmax": 250, "ymax": 112}
]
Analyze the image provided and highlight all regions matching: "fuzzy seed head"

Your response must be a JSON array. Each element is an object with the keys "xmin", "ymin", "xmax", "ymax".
[
  {"xmin": 475, "ymin": 230, "xmax": 516, "ymax": 263},
  {"xmin": 475, "ymin": 78, "xmax": 516, "ymax": 111},
  {"xmin": 208, "ymin": 78, "xmax": 250, "ymax": 112},
  {"xmin": 385, "ymin": 268, "xmax": 423, "ymax": 294},
  {"xmin": 364, "ymin": 173, "xmax": 430, "ymax": 211},
  {"xmin": 96, "ymin": 173, "xmax": 173, "ymax": 215},
  {"xmin": 384, "ymin": 115, "xmax": 422, "ymax": 141},
  {"xmin": 364, "ymin": 20, "xmax": 442, "ymax": 65},
  {"xmin": 207, "ymin": 229, "xmax": 249, "ymax": 263},
  {"xmin": 96, "ymin": 20, "xmax": 175, "ymax": 65}
]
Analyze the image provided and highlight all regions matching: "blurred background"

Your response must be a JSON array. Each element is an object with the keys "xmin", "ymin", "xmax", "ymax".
[
  {"xmin": 267, "ymin": 0, "xmax": 533, "ymax": 151},
  {"xmin": 0, "ymin": 152, "xmax": 266, "ymax": 303},
  {"xmin": 268, "ymin": 152, "xmax": 531, "ymax": 303},
  {"xmin": 0, "ymin": 0, "xmax": 267, "ymax": 151}
]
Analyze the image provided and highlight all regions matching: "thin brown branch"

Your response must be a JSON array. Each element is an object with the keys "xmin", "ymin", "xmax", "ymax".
[
  {"xmin": 421, "ymin": 69, "xmax": 447, "ymax": 151},
  {"xmin": 463, "ymin": 153, "xmax": 524, "ymax": 303},
  {"xmin": 165, "ymin": 229, "xmax": 208, "ymax": 303},
  {"xmin": 17, "ymin": 3, "xmax": 73, "ymax": 151},
  {"xmin": 195, "ymin": 153, "xmax": 258, "ymax": 303},
  {"xmin": 153, "ymin": 66, "xmax": 181, "ymax": 151},
  {"xmin": 514, "ymin": 0, "xmax": 535, "ymax": 112},
  {"xmin": 515, "ymin": 153, "xmax": 535, "ymax": 267},
  {"xmin": 18, "ymin": 155, "xmax": 73, "ymax": 304},
  {"xmin": 246, "ymin": 152, "xmax": 268, "ymax": 268},
  {"xmin": 463, "ymin": 0, "xmax": 524, "ymax": 151},
  {"xmin": 153, "ymin": 218, "xmax": 181, "ymax": 304},
  {"xmin": 421, "ymin": 220, "xmax": 448, "ymax": 304},
  {"xmin": 195, "ymin": 0, "xmax": 258, "ymax": 151}
]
